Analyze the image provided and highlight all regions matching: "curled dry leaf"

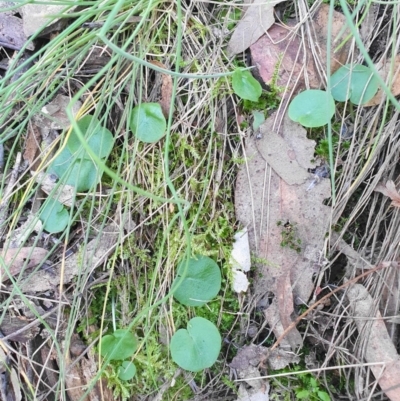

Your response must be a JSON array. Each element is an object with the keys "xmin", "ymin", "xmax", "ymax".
[{"xmin": 375, "ymin": 180, "xmax": 400, "ymax": 208}]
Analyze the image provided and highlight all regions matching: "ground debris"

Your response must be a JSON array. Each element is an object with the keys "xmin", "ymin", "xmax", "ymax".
[
  {"xmin": 227, "ymin": 0, "xmax": 286, "ymax": 56},
  {"xmin": 235, "ymin": 112, "xmax": 331, "ymax": 351},
  {"xmin": 0, "ymin": 11, "xmax": 34, "ymax": 51},
  {"xmin": 0, "ymin": 246, "xmax": 48, "ymax": 283},
  {"xmin": 374, "ymin": 180, "xmax": 400, "ymax": 207},
  {"xmin": 250, "ymin": 4, "xmax": 353, "ymax": 95},
  {"xmin": 346, "ymin": 281, "xmax": 400, "ymax": 401},
  {"xmin": 15, "ymin": 222, "xmax": 120, "ymax": 293}
]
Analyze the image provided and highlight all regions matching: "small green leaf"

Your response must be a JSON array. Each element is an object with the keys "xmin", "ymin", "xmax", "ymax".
[
  {"xmin": 68, "ymin": 115, "xmax": 114, "ymax": 159},
  {"xmin": 331, "ymin": 64, "xmax": 379, "ymax": 105},
  {"xmin": 296, "ymin": 389, "xmax": 310, "ymax": 399},
  {"xmin": 130, "ymin": 103, "xmax": 166, "ymax": 143},
  {"xmin": 232, "ymin": 69, "xmax": 262, "ymax": 102},
  {"xmin": 170, "ymin": 317, "xmax": 221, "ymax": 372},
  {"xmin": 48, "ymin": 147, "xmax": 100, "ymax": 192},
  {"xmin": 100, "ymin": 329, "xmax": 137, "ymax": 361},
  {"xmin": 252, "ymin": 110, "xmax": 265, "ymax": 131},
  {"xmin": 172, "ymin": 255, "xmax": 221, "ymax": 307},
  {"xmin": 118, "ymin": 361, "xmax": 137, "ymax": 381},
  {"xmin": 39, "ymin": 198, "xmax": 69, "ymax": 233},
  {"xmin": 288, "ymin": 89, "xmax": 335, "ymax": 127},
  {"xmin": 317, "ymin": 391, "xmax": 331, "ymax": 401},
  {"xmin": 309, "ymin": 377, "xmax": 318, "ymax": 389}
]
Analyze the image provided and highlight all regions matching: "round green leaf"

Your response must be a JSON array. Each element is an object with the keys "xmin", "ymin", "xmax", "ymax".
[
  {"xmin": 130, "ymin": 103, "xmax": 166, "ymax": 143},
  {"xmin": 331, "ymin": 64, "xmax": 379, "ymax": 105},
  {"xmin": 39, "ymin": 198, "xmax": 69, "ymax": 233},
  {"xmin": 67, "ymin": 115, "xmax": 114, "ymax": 159},
  {"xmin": 288, "ymin": 89, "xmax": 335, "ymax": 127},
  {"xmin": 172, "ymin": 255, "xmax": 221, "ymax": 307},
  {"xmin": 48, "ymin": 147, "xmax": 101, "ymax": 192},
  {"xmin": 232, "ymin": 69, "xmax": 262, "ymax": 102},
  {"xmin": 100, "ymin": 329, "xmax": 137, "ymax": 361},
  {"xmin": 118, "ymin": 361, "xmax": 136, "ymax": 381},
  {"xmin": 170, "ymin": 317, "xmax": 221, "ymax": 372}
]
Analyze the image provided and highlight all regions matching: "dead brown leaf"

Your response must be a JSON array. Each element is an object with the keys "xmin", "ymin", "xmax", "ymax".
[
  {"xmin": 227, "ymin": 0, "xmax": 286, "ymax": 56},
  {"xmin": 230, "ymin": 344, "xmax": 269, "ymax": 370},
  {"xmin": 347, "ymin": 282, "xmax": 400, "ymax": 401},
  {"xmin": 235, "ymin": 112, "xmax": 331, "ymax": 350},
  {"xmin": 364, "ymin": 55, "xmax": 400, "ymax": 107},
  {"xmin": 0, "ymin": 12, "xmax": 34, "ymax": 51},
  {"xmin": 0, "ymin": 247, "xmax": 48, "ymax": 282},
  {"xmin": 23, "ymin": 121, "xmax": 41, "ymax": 170},
  {"xmin": 20, "ymin": 4, "xmax": 76, "ymax": 37},
  {"xmin": 150, "ymin": 60, "xmax": 173, "ymax": 117},
  {"xmin": 16, "ymin": 223, "xmax": 120, "ymax": 293},
  {"xmin": 375, "ymin": 180, "xmax": 400, "ymax": 208},
  {"xmin": 34, "ymin": 94, "xmax": 81, "ymax": 131},
  {"xmin": 250, "ymin": 4, "xmax": 353, "ymax": 94},
  {"xmin": 65, "ymin": 334, "xmax": 113, "ymax": 401}
]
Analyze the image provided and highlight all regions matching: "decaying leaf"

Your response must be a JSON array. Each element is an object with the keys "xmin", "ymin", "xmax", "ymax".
[
  {"xmin": 230, "ymin": 344, "xmax": 269, "ymax": 371},
  {"xmin": 250, "ymin": 4, "xmax": 353, "ymax": 94},
  {"xmin": 20, "ymin": 4, "xmax": 77, "ymax": 37},
  {"xmin": 35, "ymin": 171, "xmax": 76, "ymax": 207},
  {"xmin": 0, "ymin": 247, "xmax": 48, "ymax": 282},
  {"xmin": 236, "ymin": 384, "xmax": 270, "ymax": 401},
  {"xmin": 375, "ymin": 180, "xmax": 400, "ymax": 208},
  {"xmin": 0, "ymin": 313, "xmax": 40, "ymax": 343},
  {"xmin": 0, "ymin": 12, "xmax": 34, "ymax": 50},
  {"xmin": 150, "ymin": 60, "xmax": 174, "ymax": 117},
  {"xmin": 23, "ymin": 122, "xmax": 41, "ymax": 170},
  {"xmin": 17, "ymin": 223, "xmax": 120, "ymax": 293},
  {"xmin": 64, "ymin": 333, "xmax": 113, "ymax": 401},
  {"xmin": 0, "ymin": 347, "xmax": 22, "ymax": 401},
  {"xmin": 347, "ymin": 281, "xmax": 400, "ymax": 401},
  {"xmin": 227, "ymin": 0, "xmax": 286, "ymax": 56},
  {"xmin": 34, "ymin": 94, "xmax": 82, "ymax": 131},
  {"xmin": 235, "ymin": 112, "xmax": 331, "ymax": 350},
  {"xmin": 364, "ymin": 55, "xmax": 400, "ymax": 106}
]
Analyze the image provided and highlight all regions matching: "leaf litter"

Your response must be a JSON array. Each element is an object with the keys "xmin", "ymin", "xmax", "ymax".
[
  {"xmin": 3, "ymin": 1, "xmax": 400, "ymax": 399},
  {"xmin": 235, "ymin": 112, "xmax": 331, "ymax": 353}
]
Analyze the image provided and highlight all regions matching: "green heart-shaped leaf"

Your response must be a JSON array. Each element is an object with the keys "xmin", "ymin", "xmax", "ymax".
[
  {"xmin": 68, "ymin": 115, "xmax": 114, "ymax": 159},
  {"xmin": 288, "ymin": 89, "xmax": 335, "ymax": 127},
  {"xmin": 130, "ymin": 103, "xmax": 166, "ymax": 143},
  {"xmin": 100, "ymin": 329, "xmax": 137, "ymax": 361},
  {"xmin": 232, "ymin": 69, "xmax": 262, "ymax": 102},
  {"xmin": 172, "ymin": 255, "xmax": 221, "ymax": 307},
  {"xmin": 39, "ymin": 198, "xmax": 69, "ymax": 233},
  {"xmin": 331, "ymin": 64, "xmax": 379, "ymax": 105},
  {"xmin": 48, "ymin": 147, "xmax": 100, "ymax": 192},
  {"xmin": 170, "ymin": 317, "xmax": 221, "ymax": 372},
  {"xmin": 118, "ymin": 361, "xmax": 137, "ymax": 381}
]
